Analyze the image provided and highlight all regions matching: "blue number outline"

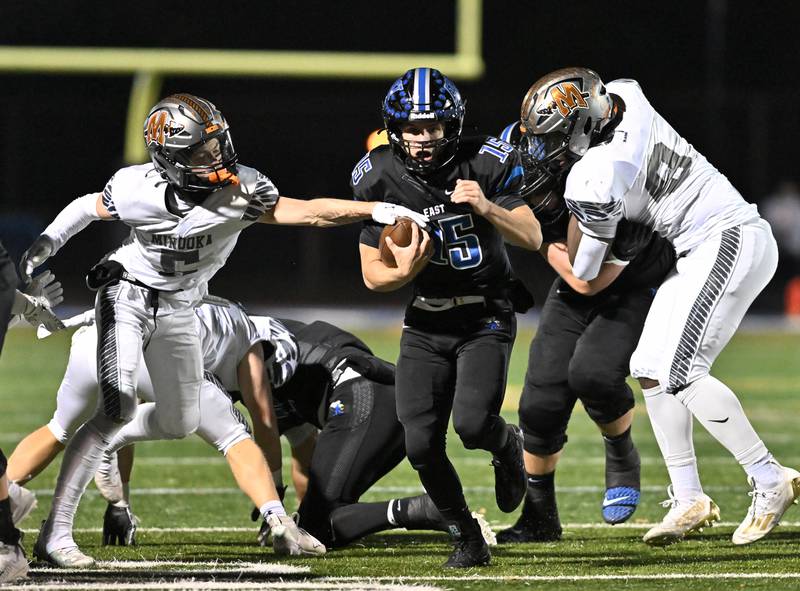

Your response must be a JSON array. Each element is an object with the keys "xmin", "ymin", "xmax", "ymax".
[{"xmin": 430, "ymin": 214, "xmax": 483, "ymax": 270}]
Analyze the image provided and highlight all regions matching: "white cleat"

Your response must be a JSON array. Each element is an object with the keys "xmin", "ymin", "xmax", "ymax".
[
  {"xmin": 33, "ymin": 521, "xmax": 96, "ymax": 568},
  {"xmin": 0, "ymin": 539, "xmax": 29, "ymax": 583},
  {"xmin": 472, "ymin": 511, "xmax": 497, "ymax": 547},
  {"xmin": 267, "ymin": 513, "xmax": 326, "ymax": 557},
  {"xmin": 643, "ymin": 485, "xmax": 720, "ymax": 546},
  {"xmin": 732, "ymin": 466, "xmax": 800, "ymax": 545},
  {"xmin": 94, "ymin": 450, "xmax": 124, "ymax": 504},
  {"xmin": 8, "ymin": 482, "xmax": 38, "ymax": 526}
]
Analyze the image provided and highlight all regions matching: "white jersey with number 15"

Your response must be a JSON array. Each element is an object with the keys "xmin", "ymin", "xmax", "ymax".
[{"xmin": 564, "ymin": 79, "xmax": 759, "ymax": 254}]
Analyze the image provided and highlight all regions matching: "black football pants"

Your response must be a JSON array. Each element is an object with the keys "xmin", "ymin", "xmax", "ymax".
[
  {"xmin": 297, "ymin": 377, "xmax": 405, "ymax": 546},
  {"xmin": 396, "ymin": 313, "xmax": 515, "ymax": 517},
  {"xmin": 519, "ymin": 281, "xmax": 654, "ymax": 456}
]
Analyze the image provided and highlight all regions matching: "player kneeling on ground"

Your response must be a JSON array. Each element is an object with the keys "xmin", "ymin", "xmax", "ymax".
[{"xmin": 9, "ymin": 300, "xmax": 326, "ymax": 558}]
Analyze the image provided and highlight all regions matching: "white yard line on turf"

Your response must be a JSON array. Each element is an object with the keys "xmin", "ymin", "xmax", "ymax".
[
  {"xmin": 5, "ymin": 583, "xmax": 440, "ymax": 591},
  {"xmin": 21, "ymin": 521, "xmax": 800, "ymax": 535},
  {"xmin": 323, "ymin": 574, "xmax": 800, "ymax": 582},
  {"xmin": 26, "ymin": 483, "xmax": 790, "ymax": 496}
]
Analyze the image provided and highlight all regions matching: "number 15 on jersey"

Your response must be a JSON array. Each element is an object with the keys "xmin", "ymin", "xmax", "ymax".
[{"xmin": 430, "ymin": 214, "xmax": 483, "ymax": 270}]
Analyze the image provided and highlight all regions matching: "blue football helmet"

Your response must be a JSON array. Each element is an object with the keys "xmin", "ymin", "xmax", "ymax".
[
  {"xmin": 500, "ymin": 122, "xmax": 568, "ymax": 234},
  {"xmin": 382, "ymin": 67, "xmax": 465, "ymax": 173}
]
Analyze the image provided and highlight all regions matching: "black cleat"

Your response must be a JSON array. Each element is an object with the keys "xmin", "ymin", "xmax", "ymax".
[
  {"xmin": 444, "ymin": 517, "xmax": 491, "ymax": 568},
  {"xmin": 496, "ymin": 494, "xmax": 562, "ymax": 543},
  {"xmin": 492, "ymin": 424, "xmax": 526, "ymax": 513},
  {"xmin": 102, "ymin": 504, "xmax": 137, "ymax": 546}
]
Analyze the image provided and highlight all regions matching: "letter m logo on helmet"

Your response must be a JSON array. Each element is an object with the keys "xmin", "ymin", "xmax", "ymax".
[
  {"xmin": 145, "ymin": 110, "xmax": 185, "ymax": 148},
  {"xmin": 547, "ymin": 82, "xmax": 589, "ymax": 118},
  {"xmin": 145, "ymin": 111, "xmax": 168, "ymax": 147}
]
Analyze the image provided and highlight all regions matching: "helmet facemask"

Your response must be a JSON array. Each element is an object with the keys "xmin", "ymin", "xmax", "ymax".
[
  {"xmin": 519, "ymin": 67, "xmax": 613, "ymax": 187},
  {"xmin": 382, "ymin": 68, "xmax": 465, "ymax": 174},
  {"xmin": 144, "ymin": 94, "xmax": 240, "ymax": 196}
]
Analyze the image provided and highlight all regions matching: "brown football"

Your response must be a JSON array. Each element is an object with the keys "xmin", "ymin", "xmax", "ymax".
[{"xmin": 379, "ymin": 217, "xmax": 422, "ymax": 268}]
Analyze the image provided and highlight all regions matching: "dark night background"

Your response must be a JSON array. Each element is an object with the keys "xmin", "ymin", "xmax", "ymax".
[{"xmin": 1, "ymin": 1, "xmax": 796, "ymax": 311}]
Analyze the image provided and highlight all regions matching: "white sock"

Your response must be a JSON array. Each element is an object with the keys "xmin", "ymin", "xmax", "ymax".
[
  {"xmin": 260, "ymin": 501, "xmax": 286, "ymax": 520},
  {"xmin": 676, "ymin": 375, "xmax": 782, "ymax": 489},
  {"xmin": 642, "ymin": 384, "xmax": 703, "ymax": 500},
  {"xmin": 47, "ymin": 415, "xmax": 122, "ymax": 553}
]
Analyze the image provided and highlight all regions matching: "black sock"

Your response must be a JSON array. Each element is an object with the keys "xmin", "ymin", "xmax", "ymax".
[
  {"xmin": 393, "ymin": 494, "xmax": 445, "ymax": 531},
  {"xmin": 0, "ymin": 497, "xmax": 20, "ymax": 545},
  {"xmin": 517, "ymin": 471, "xmax": 561, "ymax": 536},
  {"xmin": 603, "ymin": 427, "xmax": 640, "ymax": 488},
  {"xmin": 438, "ymin": 506, "xmax": 481, "ymax": 540},
  {"xmin": 329, "ymin": 501, "xmax": 392, "ymax": 547},
  {"xmin": 526, "ymin": 471, "xmax": 556, "ymax": 501}
]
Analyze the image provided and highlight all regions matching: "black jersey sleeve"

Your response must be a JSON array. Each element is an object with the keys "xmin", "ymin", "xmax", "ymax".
[
  {"xmin": 350, "ymin": 149, "xmax": 386, "ymax": 248},
  {"xmin": 473, "ymin": 136, "xmax": 526, "ymax": 211}
]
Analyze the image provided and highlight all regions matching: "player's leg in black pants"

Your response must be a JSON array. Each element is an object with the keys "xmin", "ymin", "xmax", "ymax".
[
  {"xmin": 395, "ymin": 327, "xmax": 463, "ymax": 519},
  {"xmin": 451, "ymin": 312, "xmax": 524, "ymax": 513},
  {"xmin": 297, "ymin": 379, "xmax": 406, "ymax": 547},
  {"xmin": 569, "ymin": 289, "xmax": 653, "ymax": 522},
  {"xmin": 502, "ymin": 284, "xmax": 585, "ymax": 542}
]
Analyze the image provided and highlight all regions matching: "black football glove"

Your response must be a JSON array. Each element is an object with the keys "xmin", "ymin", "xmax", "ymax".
[
  {"xmin": 611, "ymin": 220, "xmax": 654, "ymax": 262},
  {"xmin": 102, "ymin": 503, "xmax": 137, "ymax": 546}
]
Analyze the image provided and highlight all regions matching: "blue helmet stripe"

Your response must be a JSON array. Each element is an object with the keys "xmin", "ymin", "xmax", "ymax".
[
  {"xmin": 499, "ymin": 122, "xmax": 517, "ymax": 144},
  {"xmin": 414, "ymin": 67, "xmax": 430, "ymax": 109}
]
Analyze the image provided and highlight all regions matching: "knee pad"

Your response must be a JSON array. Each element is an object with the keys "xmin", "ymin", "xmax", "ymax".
[
  {"xmin": 452, "ymin": 412, "xmax": 490, "ymax": 450},
  {"xmin": 521, "ymin": 427, "xmax": 567, "ymax": 456},
  {"xmin": 157, "ymin": 413, "xmax": 200, "ymax": 439},
  {"xmin": 517, "ymin": 383, "xmax": 572, "ymax": 456},
  {"xmin": 0, "ymin": 446, "xmax": 7, "ymax": 476},
  {"xmin": 580, "ymin": 385, "xmax": 636, "ymax": 426}
]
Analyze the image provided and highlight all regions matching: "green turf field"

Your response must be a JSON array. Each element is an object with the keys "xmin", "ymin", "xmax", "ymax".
[{"xmin": 1, "ymin": 325, "xmax": 799, "ymax": 590}]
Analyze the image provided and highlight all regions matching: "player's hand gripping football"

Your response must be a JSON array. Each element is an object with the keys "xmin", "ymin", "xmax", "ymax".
[
  {"xmin": 449, "ymin": 179, "xmax": 491, "ymax": 216},
  {"xmin": 19, "ymin": 235, "xmax": 55, "ymax": 284},
  {"xmin": 384, "ymin": 222, "xmax": 432, "ymax": 276},
  {"xmin": 372, "ymin": 203, "xmax": 429, "ymax": 228}
]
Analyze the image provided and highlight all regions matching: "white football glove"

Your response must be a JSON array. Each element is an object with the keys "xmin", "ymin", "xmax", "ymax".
[
  {"xmin": 18, "ymin": 292, "xmax": 65, "ymax": 333},
  {"xmin": 25, "ymin": 270, "xmax": 64, "ymax": 308},
  {"xmin": 37, "ymin": 309, "xmax": 95, "ymax": 339},
  {"xmin": 19, "ymin": 235, "xmax": 55, "ymax": 283},
  {"xmin": 372, "ymin": 203, "xmax": 429, "ymax": 228}
]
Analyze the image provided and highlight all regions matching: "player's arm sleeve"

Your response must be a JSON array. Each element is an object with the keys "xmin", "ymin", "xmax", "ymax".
[
  {"xmin": 244, "ymin": 173, "xmax": 280, "ymax": 221},
  {"xmin": 564, "ymin": 162, "xmax": 622, "ymax": 280},
  {"xmin": 484, "ymin": 139, "xmax": 527, "ymax": 211},
  {"xmin": 262, "ymin": 317, "xmax": 299, "ymax": 388}
]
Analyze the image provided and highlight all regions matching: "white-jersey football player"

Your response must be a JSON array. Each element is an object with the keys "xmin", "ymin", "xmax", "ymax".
[
  {"xmin": 518, "ymin": 68, "xmax": 799, "ymax": 546},
  {"xmin": 18, "ymin": 93, "xmax": 426, "ymax": 568},
  {"xmin": 8, "ymin": 300, "xmax": 322, "ymax": 556}
]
